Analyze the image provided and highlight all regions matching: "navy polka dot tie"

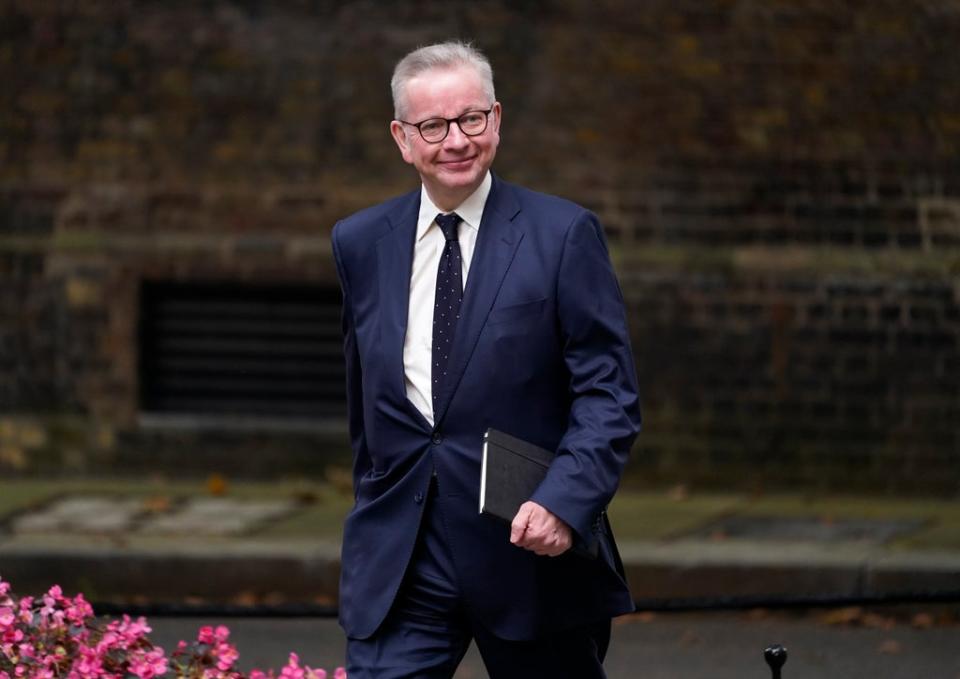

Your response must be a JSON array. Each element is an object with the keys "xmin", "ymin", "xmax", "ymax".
[{"xmin": 432, "ymin": 212, "xmax": 463, "ymax": 415}]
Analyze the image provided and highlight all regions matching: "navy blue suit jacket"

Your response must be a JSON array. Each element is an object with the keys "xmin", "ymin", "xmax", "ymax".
[{"xmin": 331, "ymin": 175, "xmax": 641, "ymax": 641}]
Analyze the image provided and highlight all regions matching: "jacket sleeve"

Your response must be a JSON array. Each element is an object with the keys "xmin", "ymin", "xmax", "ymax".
[
  {"xmin": 332, "ymin": 222, "xmax": 372, "ymax": 496},
  {"xmin": 529, "ymin": 209, "xmax": 642, "ymax": 545}
]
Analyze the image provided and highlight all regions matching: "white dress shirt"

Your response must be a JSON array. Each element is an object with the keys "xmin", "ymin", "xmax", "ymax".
[{"xmin": 403, "ymin": 172, "xmax": 492, "ymax": 426}]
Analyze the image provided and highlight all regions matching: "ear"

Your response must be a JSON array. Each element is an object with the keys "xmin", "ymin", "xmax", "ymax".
[
  {"xmin": 390, "ymin": 120, "xmax": 414, "ymax": 165},
  {"xmin": 489, "ymin": 101, "xmax": 503, "ymax": 147}
]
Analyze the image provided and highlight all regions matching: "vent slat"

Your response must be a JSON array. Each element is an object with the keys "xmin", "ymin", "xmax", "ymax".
[
  {"xmin": 156, "ymin": 318, "xmax": 341, "ymax": 337},
  {"xmin": 150, "ymin": 398, "xmax": 344, "ymax": 416},
  {"xmin": 157, "ymin": 300, "xmax": 339, "ymax": 319},
  {"xmin": 156, "ymin": 337, "xmax": 341, "ymax": 356},
  {"xmin": 157, "ymin": 357, "xmax": 344, "ymax": 377},
  {"xmin": 155, "ymin": 376, "xmax": 346, "ymax": 395}
]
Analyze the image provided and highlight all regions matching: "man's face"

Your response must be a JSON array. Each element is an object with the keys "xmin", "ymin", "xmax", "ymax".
[{"xmin": 390, "ymin": 65, "xmax": 501, "ymax": 211}]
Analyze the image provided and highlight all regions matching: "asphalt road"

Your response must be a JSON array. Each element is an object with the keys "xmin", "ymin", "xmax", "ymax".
[{"xmin": 145, "ymin": 605, "xmax": 960, "ymax": 678}]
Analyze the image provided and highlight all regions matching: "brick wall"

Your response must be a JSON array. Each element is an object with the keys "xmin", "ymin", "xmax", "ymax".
[
  {"xmin": 626, "ymin": 269, "xmax": 958, "ymax": 490},
  {"xmin": 1, "ymin": 1, "xmax": 958, "ymax": 489}
]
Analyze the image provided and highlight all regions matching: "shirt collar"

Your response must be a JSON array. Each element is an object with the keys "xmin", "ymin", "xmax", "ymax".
[{"xmin": 416, "ymin": 171, "xmax": 492, "ymax": 242}]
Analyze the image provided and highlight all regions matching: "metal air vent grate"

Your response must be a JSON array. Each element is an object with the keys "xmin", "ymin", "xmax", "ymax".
[{"xmin": 139, "ymin": 280, "xmax": 345, "ymax": 421}]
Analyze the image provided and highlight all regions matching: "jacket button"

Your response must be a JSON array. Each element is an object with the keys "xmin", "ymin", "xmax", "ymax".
[
  {"xmin": 431, "ymin": 432, "xmax": 443, "ymax": 445},
  {"xmin": 414, "ymin": 492, "xmax": 424, "ymax": 504}
]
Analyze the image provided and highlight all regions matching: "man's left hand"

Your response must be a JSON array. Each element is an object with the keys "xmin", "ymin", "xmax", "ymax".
[{"xmin": 510, "ymin": 501, "xmax": 573, "ymax": 557}]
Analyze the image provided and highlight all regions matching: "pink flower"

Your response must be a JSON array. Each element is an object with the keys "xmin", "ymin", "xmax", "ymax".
[
  {"xmin": 129, "ymin": 646, "xmax": 168, "ymax": 679},
  {"xmin": 2, "ymin": 626, "xmax": 24, "ymax": 645},
  {"xmin": 215, "ymin": 641, "xmax": 240, "ymax": 672},
  {"xmin": 71, "ymin": 644, "xmax": 106, "ymax": 678},
  {"xmin": 333, "ymin": 668, "xmax": 347, "ymax": 679},
  {"xmin": 17, "ymin": 597, "xmax": 33, "ymax": 624},
  {"xmin": 198, "ymin": 625, "xmax": 215, "ymax": 645},
  {"xmin": 280, "ymin": 653, "xmax": 305, "ymax": 679},
  {"xmin": 44, "ymin": 585, "xmax": 63, "ymax": 605},
  {"xmin": 97, "ymin": 628, "xmax": 118, "ymax": 652},
  {"xmin": 119, "ymin": 614, "xmax": 152, "ymax": 641},
  {"xmin": 65, "ymin": 594, "xmax": 94, "ymax": 626}
]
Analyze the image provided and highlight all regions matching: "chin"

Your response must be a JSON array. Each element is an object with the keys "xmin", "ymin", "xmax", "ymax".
[{"xmin": 443, "ymin": 166, "xmax": 483, "ymax": 185}]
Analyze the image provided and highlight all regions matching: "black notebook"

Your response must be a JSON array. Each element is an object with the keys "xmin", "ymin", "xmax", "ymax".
[
  {"xmin": 480, "ymin": 428, "xmax": 600, "ymax": 559},
  {"xmin": 479, "ymin": 428, "xmax": 555, "ymax": 523}
]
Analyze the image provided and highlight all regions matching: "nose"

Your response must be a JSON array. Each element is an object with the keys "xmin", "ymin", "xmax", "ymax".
[{"xmin": 443, "ymin": 120, "xmax": 470, "ymax": 149}]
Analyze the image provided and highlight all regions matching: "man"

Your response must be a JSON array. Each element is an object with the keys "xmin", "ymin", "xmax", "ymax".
[{"xmin": 331, "ymin": 41, "xmax": 641, "ymax": 678}]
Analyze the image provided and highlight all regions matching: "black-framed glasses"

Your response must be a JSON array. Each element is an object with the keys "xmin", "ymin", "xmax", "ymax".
[{"xmin": 397, "ymin": 107, "xmax": 494, "ymax": 143}]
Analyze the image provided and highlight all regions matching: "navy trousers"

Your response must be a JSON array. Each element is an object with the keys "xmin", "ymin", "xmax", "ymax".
[{"xmin": 345, "ymin": 480, "xmax": 610, "ymax": 679}]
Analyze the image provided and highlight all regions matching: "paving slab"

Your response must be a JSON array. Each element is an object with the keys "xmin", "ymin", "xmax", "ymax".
[
  {"xmin": 10, "ymin": 496, "xmax": 145, "ymax": 534},
  {"xmin": 685, "ymin": 515, "xmax": 927, "ymax": 543},
  {"xmin": 139, "ymin": 498, "xmax": 298, "ymax": 535}
]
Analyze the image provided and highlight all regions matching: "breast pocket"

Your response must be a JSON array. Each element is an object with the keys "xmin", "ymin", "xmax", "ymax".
[{"xmin": 488, "ymin": 297, "xmax": 548, "ymax": 327}]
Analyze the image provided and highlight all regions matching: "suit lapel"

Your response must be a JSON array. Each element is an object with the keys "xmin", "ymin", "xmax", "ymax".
[
  {"xmin": 433, "ymin": 177, "xmax": 523, "ymax": 424},
  {"xmin": 376, "ymin": 192, "xmax": 420, "ymax": 413}
]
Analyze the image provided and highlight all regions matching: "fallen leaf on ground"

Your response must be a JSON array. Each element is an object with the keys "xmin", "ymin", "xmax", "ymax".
[
  {"xmin": 263, "ymin": 591, "xmax": 288, "ymax": 606},
  {"xmin": 820, "ymin": 607, "xmax": 863, "ymax": 626},
  {"xmin": 709, "ymin": 529, "xmax": 729, "ymax": 541},
  {"xmin": 293, "ymin": 490, "xmax": 320, "ymax": 504},
  {"xmin": 325, "ymin": 466, "xmax": 354, "ymax": 495},
  {"xmin": 206, "ymin": 473, "xmax": 228, "ymax": 496},
  {"xmin": 862, "ymin": 612, "xmax": 896, "ymax": 630},
  {"xmin": 679, "ymin": 630, "xmax": 701, "ymax": 647},
  {"xmin": 142, "ymin": 495, "xmax": 172, "ymax": 513},
  {"xmin": 878, "ymin": 639, "xmax": 902, "ymax": 655},
  {"xmin": 614, "ymin": 611, "xmax": 657, "ymax": 626},
  {"xmin": 232, "ymin": 591, "xmax": 259, "ymax": 606},
  {"xmin": 0, "ymin": 446, "xmax": 27, "ymax": 470}
]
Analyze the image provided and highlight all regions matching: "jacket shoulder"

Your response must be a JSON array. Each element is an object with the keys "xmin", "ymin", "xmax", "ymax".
[
  {"xmin": 509, "ymin": 182, "xmax": 584, "ymax": 212},
  {"xmin": 497, "ymin": 178, "xmax": 593, "ymax": 235},
  {"xmin": 333, "ymin": 189, "xmax": 418, "ymax": 252}
]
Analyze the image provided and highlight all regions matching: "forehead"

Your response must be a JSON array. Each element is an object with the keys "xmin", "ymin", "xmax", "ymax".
[{"xmin": 402, "ymin": 65, "xmax": 488, "ymax": 117}]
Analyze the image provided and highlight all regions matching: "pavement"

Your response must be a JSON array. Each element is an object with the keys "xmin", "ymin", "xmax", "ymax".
[
  {"xmin": 1, "ymin": 478, "xmax": 959, "ymax": 609},
  {"xmin": 145, "ymin": 611, "xmax": 960, "ymax": 679}
]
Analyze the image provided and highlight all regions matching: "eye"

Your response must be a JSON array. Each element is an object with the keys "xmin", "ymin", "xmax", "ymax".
[
  {"xmin": 419, "ymin": 119, "xmax": 445, "ymax": 134},
  {"xmin": 460, "ymin": 113, "xmax": 485, "ymax": 127}
]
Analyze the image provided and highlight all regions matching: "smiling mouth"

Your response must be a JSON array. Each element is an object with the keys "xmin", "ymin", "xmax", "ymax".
[{"xmin": 440, "ymin": 157, "xmax": 476, "ymax": 169}]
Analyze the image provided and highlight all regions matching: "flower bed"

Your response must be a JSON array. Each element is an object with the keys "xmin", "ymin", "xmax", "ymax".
[{"xmin": 0, "ymin": 579, "xmax": 346, "ymax": 679}]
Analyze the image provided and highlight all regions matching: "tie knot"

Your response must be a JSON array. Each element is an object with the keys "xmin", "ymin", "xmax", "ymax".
[{"xmin": 435, "ymin": 213, "xmax": 462, "ymax": 242}]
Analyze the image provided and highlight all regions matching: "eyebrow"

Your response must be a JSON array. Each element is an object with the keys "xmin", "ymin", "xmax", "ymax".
[{"xmin": 420, "ymin": 105, "xmax": 490, "ymax": 120}]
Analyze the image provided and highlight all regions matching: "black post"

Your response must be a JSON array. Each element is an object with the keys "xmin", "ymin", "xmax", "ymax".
[{"xmin": 764, "ymin": 644, "xmax": 788, "ymax": 679}]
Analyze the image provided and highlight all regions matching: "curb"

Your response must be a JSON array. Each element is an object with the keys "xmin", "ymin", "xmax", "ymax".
[{"xmin": 3, "ymin": 537, "xmax": 959, "ymax": 608}]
